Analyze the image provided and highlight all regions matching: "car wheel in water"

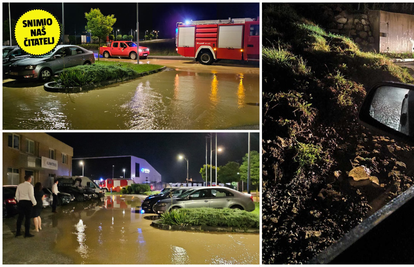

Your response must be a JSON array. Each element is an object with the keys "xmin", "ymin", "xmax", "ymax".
[
  {"xmin": 199, "ymin": 51, "xmax": 214, "ymax": 65},
  {"xmin": 75, "ymin": 194, "xmax": 84, "ymax": 202},
  {"xmin": 39, "ymin": 68, "xmax": 52, "ymax": 82},
  {"xmin": 104, "ymin": 52, "xmax": 110, "ymax": 58},
  {"xmin": 130, "ymin": 52, "xmax": 137, "ymax": 60}
]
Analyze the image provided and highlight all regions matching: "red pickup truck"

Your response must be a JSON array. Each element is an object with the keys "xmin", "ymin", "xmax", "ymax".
[{"xmin": 99, "ymin": 41, "xmax": 150, "ymax": 60}]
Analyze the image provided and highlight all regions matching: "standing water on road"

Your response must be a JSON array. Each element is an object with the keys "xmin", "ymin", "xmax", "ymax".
[
  {"xmin": 3, "ymin": 69, "xmax": 259, "ymax": 130},
  {"xmin": 51, "ymin": 196, "xmax": 259, "ymax": 264}
]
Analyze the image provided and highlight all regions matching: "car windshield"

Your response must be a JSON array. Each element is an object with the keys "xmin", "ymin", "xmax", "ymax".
[
  {"xmin": 3, "ymin": 187, "xmax": 17, "ymax": 194},
  {"xmin": 3, "ymin": 48, "xmax": 14, "ymax": 58},
  {"xmin": 126, "ymin": 42, "xmax": 137, "ymax": 47},
  {"xmin": 29, "ymin": 49, "xmax": 56, "ymax": 58}
]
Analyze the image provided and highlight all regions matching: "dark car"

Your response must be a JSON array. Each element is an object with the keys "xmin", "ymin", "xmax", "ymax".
[
  {"xmin": 57, "ymin": 178, "xmax": 91, "ymax": 202},
  {"xmin": 42, "ymin": 188, "xmax": 72, "ymax": 207},
  {"xmin": 141, "ymin": 187, "xmax": 194, "ymax": 213},
  {"xmin": 8, "ymin": 45, "xmax": 95, "ymax": 82},
  {"xmin": 3, "ymin": 185, "xmax": 18, "ymax": 217},
  {"xmin": 3, "ymin": 46, "xmax": 30, "ymax": 77},
  {"xmin": 153, "ymin": 186, "xmax": 255, "ymax": 214}
]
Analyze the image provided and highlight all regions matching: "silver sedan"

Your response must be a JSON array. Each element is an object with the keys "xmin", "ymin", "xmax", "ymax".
[
  {"xmin": 153, "ymin": 186, "xmax": 255, "ymax": 214},
  {"xmin": 8, "ymin": 45, "xmax": 95, "ymax": 82}
]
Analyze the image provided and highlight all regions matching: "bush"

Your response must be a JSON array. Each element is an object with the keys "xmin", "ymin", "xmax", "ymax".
[
  {"xmin": 159, "ymin": 208, "xmax": 259, "ymax": 229},
  {"xmin": 120, "ymin": 187, "xmax": 127, "ymax": 194},
  {"xmin": 129, "ymin": 184, "xmax": 151, "ymax": 194}
]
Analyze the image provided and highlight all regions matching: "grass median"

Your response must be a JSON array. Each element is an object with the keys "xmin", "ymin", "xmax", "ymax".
[
  {"xmin": 55, "ymin": 61, "xmax": 163, "ymax": 88},
  {"xmin": 159, "ymin": 208, "xmax": 259, "ymax": 229}
]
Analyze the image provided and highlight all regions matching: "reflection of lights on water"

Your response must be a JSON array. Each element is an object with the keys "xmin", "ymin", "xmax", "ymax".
[
  {"xmin": 74, "ymin": 219, "xmax": 89, "ymax": 259},
  {"xmin": 174, "ymin": 74, "xmax": 179, "ymax": 100},
  {"xmin": 137, "ymin": 228, "xmax": 145, "ymax": 244},
  {"xmin": 171, "ymin": 245, "xmax": 189, "ymax": 264},
  {"xmin": 210, "ymin": 74, "xmax": 219, "ymax": 105},
  {"xmin": 237, "ymin": 73, "xmax": 245, "ymax": 108},
  {"xmin": 112, "ymin": 217, "xmax": 114, "ymax": 225}
]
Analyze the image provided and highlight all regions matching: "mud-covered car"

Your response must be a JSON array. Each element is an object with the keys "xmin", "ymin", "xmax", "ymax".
[
  {"xmin": 3, "ymin": 46, "xmax": 30, "ymax": 77},
  {"xmin": 153, "ymin": 186, "xmax": 255, "ymax": 214},
  {"xmin": 141, "ymin": 187, "xmax": 194, "ymax": 213},
  {"xmin": 8, "ymin": 45, "xmax": 95, "ymax": 82}
]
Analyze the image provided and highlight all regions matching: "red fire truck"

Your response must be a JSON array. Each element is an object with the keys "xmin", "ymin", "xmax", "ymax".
[
  {"xmin": 99, "ymin": 178, "xmax": 134, "ymax": 192},
  {"xmin": 176, "ymin": 18, "xmax": 259, "ymax": 65}
]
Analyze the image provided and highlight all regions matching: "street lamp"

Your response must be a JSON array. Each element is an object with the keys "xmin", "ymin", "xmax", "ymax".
[
  {"xmin": 80, "ymin": 161, "xmax": 84, "ymax": 176},
  {"xmin": 178, "ymin": 154, "xmax": 189, "ymax": 184},
  {"xmin": 123, "ymin": 168, "xmax": 126, "ymax": 178},
  {"xmin": 112, "ymin": 165, "xmax": 114, "ymax": 178}
]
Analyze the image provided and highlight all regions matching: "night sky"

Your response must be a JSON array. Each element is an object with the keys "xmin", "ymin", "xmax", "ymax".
[
  {"xmin": 48, "ymin": 132, "xmax": 259, "ymax": 183},
  {"xmin": 3, "ymin": 2, "xmax": 259, "ymax": 38}
]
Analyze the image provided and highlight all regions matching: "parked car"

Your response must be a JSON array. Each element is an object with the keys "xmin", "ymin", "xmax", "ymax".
[
  {"xmin": 99, "ymin": 41, "xmax": 150, "ymax": 60},
  {"xmin": 8, "ymin": 45, "xmax": 95, "ymax": 82},
  {"xmin": 141, "ymin": 187, "xmax": 195, "ymax": 213},
  {"xmin": 42, "ymin": 188, "xmax": 72, "ymax": 207},
  {"xmin": 57, "ymin": 177, "xmax": 91, "ymax": 202},
  {"xmin": 153, "ymin": 186, "xmax": 255, "ymax": 214},
  {"xmin": 3, "ymin": 46, "xmax": 30, "ymax": 77},
  {"xmin": 3, "ymin": 185, "xmax": 18, "ymax": 217}
]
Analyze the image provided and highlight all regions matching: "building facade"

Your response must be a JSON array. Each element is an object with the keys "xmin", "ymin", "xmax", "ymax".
[
  {"xmin": 72, "ymin": 155, "xmax": 162, "ymax": 185},
  {"xmin": 3, "ymin": 133, "xmax": 73, "ymax": 187}
]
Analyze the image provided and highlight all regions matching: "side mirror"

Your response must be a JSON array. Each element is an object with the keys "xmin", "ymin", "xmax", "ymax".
[{"xmin": 359, "ymin": 82, "xmax": 414, "ymax": 145}]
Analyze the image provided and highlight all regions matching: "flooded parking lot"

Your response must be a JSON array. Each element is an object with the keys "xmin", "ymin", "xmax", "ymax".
[
  {"xmin": 3, "ymin": 195, "xmax": 259, "ymax": 264},
  {"xmin": 3, "ymin": 60, "xmax": 259, "ymax": 130}
]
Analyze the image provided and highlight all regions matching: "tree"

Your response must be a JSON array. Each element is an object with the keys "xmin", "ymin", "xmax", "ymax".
[
  {"xmin": 116, "ymin": 34, "xmax": 122, "ymax": 41},
  {"xmin": 127, "ymin": 35, "xmax": 134, "ymax": 41},
  {"xmin": 3, "ymin": 19, "xmax": 17, "ymax": 45},
  {"xmin": 85, "ymin": 8, "xmax": 116, "ymax": 60},
  {"xmin": 122, "ymin": 34, "xmax": 128, "ymax": 40},
  {"xmin": 239, "ymin": 151, "xmax": 260, "ymax": 187},
  {"xmin": 199, "ymin": 164, "xmax": 219, "ymax": 183},
  {"xmin": 217, "ymin": 161, "xmax": 240, "ymax": 183}
]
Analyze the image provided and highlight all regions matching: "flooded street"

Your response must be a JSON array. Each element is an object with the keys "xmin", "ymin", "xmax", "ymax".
[
  {"xmin": 3, "ymin": 195, "xmax": 259, "ymax": 264},
  {"xmin": 3, "ymin": 59, "xmax": 259, "ymax": 130}
]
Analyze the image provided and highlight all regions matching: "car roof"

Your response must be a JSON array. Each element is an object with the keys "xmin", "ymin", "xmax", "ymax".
[{"xmin": 3, "ymin": 185, "xmax": 18, "ymax": 188}]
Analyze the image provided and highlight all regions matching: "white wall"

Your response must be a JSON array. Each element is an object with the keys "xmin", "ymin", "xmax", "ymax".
[{"xmin": 130, "ymin": 156, "xmax": 161, "ymax": 184}]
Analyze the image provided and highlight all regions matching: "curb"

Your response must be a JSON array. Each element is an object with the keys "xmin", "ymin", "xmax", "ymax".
[
  {"xmin": 150, "ymin": 219, "xmax": 259, "ymax": 233},
  {"xmin": 44, "ymin": 66, "xmax": 167, "ymax": 93}
]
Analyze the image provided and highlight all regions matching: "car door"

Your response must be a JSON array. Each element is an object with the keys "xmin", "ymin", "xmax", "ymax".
[
  {"xmin": 50, "ymin": 47, "xmax": 70, "ymax": 73},
  {"xmin": 180, "ymin": 189, "xmax": 211, "ymax": 208},
  {"xmin": 209, "ymin": 188, "xmax": 234, "ymax": 208},
  {"xmin": 119, "ymin": 42, "xmax": 129, "ymax": 57}
]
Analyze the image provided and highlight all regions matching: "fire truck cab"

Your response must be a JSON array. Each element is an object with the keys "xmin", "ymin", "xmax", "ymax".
[{"xmin": 176, "ymin": 17, "xmax": 259, "ymax": 65}]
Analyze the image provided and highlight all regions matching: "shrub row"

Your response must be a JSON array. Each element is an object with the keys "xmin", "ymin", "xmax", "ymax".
[
  {"xmin": 120, "ymin": 184, "xmax": 151, "ymax": 194},
  {"xmin": 159, "ymin": 208, "xmax": 259, "ymax": 229},
  {"xmin": 56, "ymin": 64, "xmax": 137, "ymax": 88}
]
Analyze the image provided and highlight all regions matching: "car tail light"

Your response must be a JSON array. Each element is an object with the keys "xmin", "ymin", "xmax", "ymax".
[
  {"xmin": 6, "ymin": 198, "xmax": 17, "ymax": 204},
  {"xmin": 250, "ymin": 196, "xmax": 254, "ymax": 202}
]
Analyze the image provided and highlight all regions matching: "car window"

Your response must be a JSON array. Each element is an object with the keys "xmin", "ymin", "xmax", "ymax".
[
  {"xmin": 189, "ymin": 189, "xmax": 210, "ymax": 199},
  {"xmin": 3, "ymin": 48, "xmax": 14, "ymax": 57},
  {"xmin": 113, "ymin": 42, "xmax": 118, "ymax": 48},
  {"xmin": 120, "ymin": 42, "xmax": 127, "ymax": 48},
  {"xmin": 211, "ymin": 189, "xmax": 233, "ymax": 197},
  {"xmin": 3, "ymin": 187, "xmax": 16, "ymax": 194}
]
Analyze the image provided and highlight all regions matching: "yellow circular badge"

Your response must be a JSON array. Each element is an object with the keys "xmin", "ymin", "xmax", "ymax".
[{"xmin": 15, "ymin": 9, "xmax": 60, "ymax": 55}]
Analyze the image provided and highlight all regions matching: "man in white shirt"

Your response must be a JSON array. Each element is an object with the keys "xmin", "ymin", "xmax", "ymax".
[
  {"xmin": 15, "ymin": 175, "xmax": 37, "ymax": 238},
  {"xmin": 51, "ymin": 180, "xmax": 59, "ymax": 213}
]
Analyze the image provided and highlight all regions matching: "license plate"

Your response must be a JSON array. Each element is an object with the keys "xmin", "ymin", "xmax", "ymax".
[
  {"xmin": 9, "ymin": 72, "xmax": 18, "ymax": 76},
  {"xmin": 143, "ymin": 54, "xmax": 147, "ymax": 56}
]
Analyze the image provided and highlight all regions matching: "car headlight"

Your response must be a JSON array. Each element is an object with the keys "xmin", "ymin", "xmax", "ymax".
[
  {"xmin": 25, "ymin": 65, "xmax": 37, "ymax": 70},
  {"xmin": 139, "ymin": 49, "xmax": 143, "ymax": 52}
]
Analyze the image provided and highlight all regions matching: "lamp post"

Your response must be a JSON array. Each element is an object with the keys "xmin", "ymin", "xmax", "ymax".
[
  {"xmin": 80, "ymin": 161, "xmax": 84, "ymax": 176},
  {"xmin": 112, "ymin": 165, "xmax": 114, "ymax": 178},
  {"xmin": 123, "ymin": 168, "xmax": 125, "ymax": 178},
  {"xmin": 178, "ymin": 155, "xmax": 189, "ymax": 184}
]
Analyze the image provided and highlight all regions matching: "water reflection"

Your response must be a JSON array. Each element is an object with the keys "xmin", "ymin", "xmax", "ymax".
[
  {"xmin": 48, "ymin": 196, "xmax": 259, "ymax": 264},
  {"xmin": 3, "ymin": 69, "xmax": 259, "ymax": 129}
]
